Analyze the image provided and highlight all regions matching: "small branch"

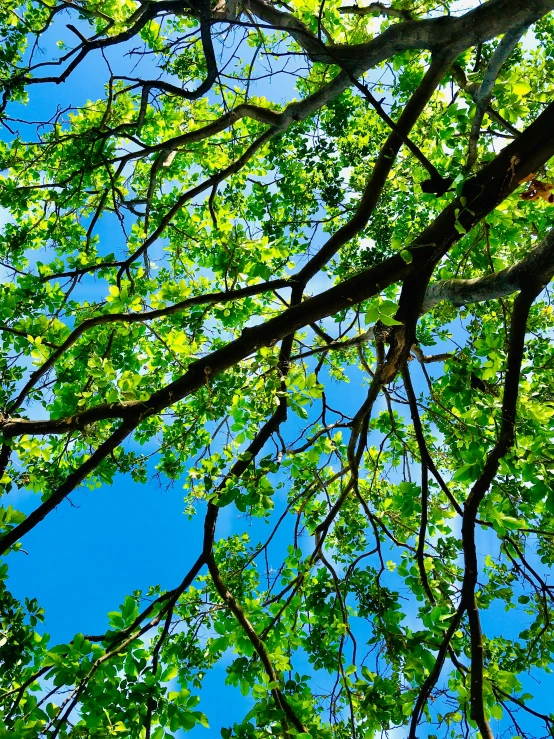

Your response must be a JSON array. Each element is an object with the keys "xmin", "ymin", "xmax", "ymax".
[
  {"xmin": 452, "ymin": 64, "xmax": 521, "ymax": 138},
  {"xmin": 466, "ymin": 26, "xmax": 526, "ymax": 171},
  {"xmin": 207, "ymin": 553, "xmax": 308, "ymax": 734},
  {"xmin": 66, "ymin": 24, "xmax": 88, "ymax": 43}
]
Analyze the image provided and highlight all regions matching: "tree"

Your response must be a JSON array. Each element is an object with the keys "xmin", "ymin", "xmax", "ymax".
[{"xmin": 1, "ymin": 0, "xmax": 554, "ymax": 736}]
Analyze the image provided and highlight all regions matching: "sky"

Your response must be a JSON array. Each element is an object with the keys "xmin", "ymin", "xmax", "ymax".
[{"xmin": 1, "ymin": 3, "xmax": 554, "ymax": 739}]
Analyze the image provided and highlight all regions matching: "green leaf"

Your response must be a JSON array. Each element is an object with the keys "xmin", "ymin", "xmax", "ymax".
[
  {"xmin": 399, "ymin": 249, "xmax": 413, "ymax": 264},
  {"xmin": 379, "ymin": 313, "xmax": 402, "ymax": 326}
]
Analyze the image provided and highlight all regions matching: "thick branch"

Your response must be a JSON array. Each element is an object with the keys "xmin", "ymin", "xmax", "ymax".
[
  {"xmin": 460, "ymin": 269, "xmax": 551, "ymax": 733},
  {"xmin": 248, "ymin": 0, "xmax": 554, "ymax": 71},
  {"xmin": 422, "ymin": 227, "xmax": 554, "ymax": 313},
  {"xmin": 339, "ymin": 3, "xmax": 414, "ymax": 20}
]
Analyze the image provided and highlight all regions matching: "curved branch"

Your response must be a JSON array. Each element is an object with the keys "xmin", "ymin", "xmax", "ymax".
[
  {"xmin": 422, "ymin": 227, "xmax": 554, "ymax": 313},
  {"xmin": 5, "ymin": 0, "xmax": 217, "ymax": 96},
  {"xmin": 207, "ymin": 552, "xmax": 308, "ymax": 734},
  {"xmin": 248, "ymin": 0, "xmax": 554, "ymax": 71}
]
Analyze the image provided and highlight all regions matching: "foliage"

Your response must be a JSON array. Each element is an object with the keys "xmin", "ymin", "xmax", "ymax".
[{"xmin": 0, "ymin": 1, "xmax": 554, "ymax": 738}]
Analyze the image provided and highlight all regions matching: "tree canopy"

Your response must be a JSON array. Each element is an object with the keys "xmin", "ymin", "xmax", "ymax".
[{"xmin": 1, "ymin": 0, "xmax": 554, "ymax": 737}]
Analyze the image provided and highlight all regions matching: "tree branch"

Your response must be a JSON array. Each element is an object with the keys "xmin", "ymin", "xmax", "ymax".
[
  {"xmin": 466, "ymin": 25, "xmax": 526, "ymax": 171},
  {"xmin": 339, "ymin": 3, "xmax": 414, "ymax": 20},
  {"xmin": 422, "ymin": 227, "xmax": 554, "ymax": 313}
]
